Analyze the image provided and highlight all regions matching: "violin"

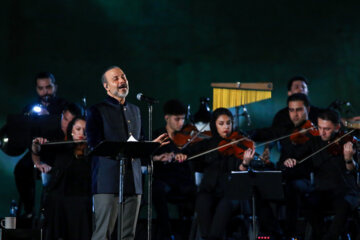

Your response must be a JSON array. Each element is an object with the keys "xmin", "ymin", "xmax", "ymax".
[
  {"xmin": 218, "ymin": 131, "xmax": 269, "ymax": 164},
  {"xmin": 74, "ymin": 142, "xmax": 87, "ymax": 159},
  {"xmin": 41, "ymin": 140, "xmax": 88, "ymax": 158},
  {"xmin": 172, "ymin": 124, "xmax": 211, "ymax": 148},
  {"xmin": 289, "ymin": 120, "xmax": 319, "ymax": 145},
  {"xmin": 327, "ymin": 131, "xmax": 358, "ymax": 156}
]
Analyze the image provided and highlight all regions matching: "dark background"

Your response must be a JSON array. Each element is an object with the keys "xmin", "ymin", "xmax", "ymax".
[{"xmin": 0, "ymin": 0, "xmax": 359, "ymax": 216}]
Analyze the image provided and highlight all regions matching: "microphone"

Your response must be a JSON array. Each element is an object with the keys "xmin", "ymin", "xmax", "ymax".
[
  {"xmin": 242, "ymin": 107, "xmax": 251, "ymax": 126},
  {"xmin": 136, "ymin": 93, "xmax": 159, "ymax": 104}
]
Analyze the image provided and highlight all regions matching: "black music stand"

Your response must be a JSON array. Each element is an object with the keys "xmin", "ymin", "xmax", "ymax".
[
  {"xmin": 226, "ymin": 170, "xmax": 284, "ymax": 240},
  {"xmin": 90, "ymin": 140, "xmax": 160, "ymax": 240}
]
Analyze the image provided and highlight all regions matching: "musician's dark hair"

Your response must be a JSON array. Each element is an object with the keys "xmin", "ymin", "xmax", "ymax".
[
  {"xmin": 67, "ymin": 116, "xmax": 86, "ymax": 141},
  {"xmin": 287, "ymin": 93, "xmax": 310, "ymax": 107},
  {"xmin": 63, "ymin": 103, "xmax": 82, "ymax": 118},
  {"xmin": 101, "ymin": 65, "xmax": 121, "ymax": 84},
  {"xmin": 210, "ymin": 108, "xmax": 233, "ymax": 138},
  {"xmin": 318, "ymin": 108, "xmax": 341, "ymax": 125},
  {"xmin": 287, "ymin": 75, "xmax": 309, "ymax": 91},
  {"xmin": 35, "ymin": 72, "xmax": 55, "ymax": 85},
  {"xmin": 163, "ymin": 99, "xmax": 187, "ymax": 115}
]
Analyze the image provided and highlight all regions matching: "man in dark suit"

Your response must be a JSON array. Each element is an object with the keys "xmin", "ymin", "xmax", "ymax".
[{"xmin": 87, "ymin": 66, "xmax": 170, "ymax": 240}]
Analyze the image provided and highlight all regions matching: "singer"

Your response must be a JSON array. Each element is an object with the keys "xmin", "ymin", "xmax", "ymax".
[{"xmin": 86, "ymin": 66, "xmax": 171, "ymax": 240}]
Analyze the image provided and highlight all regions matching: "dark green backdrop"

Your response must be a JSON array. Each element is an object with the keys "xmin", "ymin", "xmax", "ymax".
[{"xmin": 0, "ymin": 0, "xmax": 359, "ymax": 216}]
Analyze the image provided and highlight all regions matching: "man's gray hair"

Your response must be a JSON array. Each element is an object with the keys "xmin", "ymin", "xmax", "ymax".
[{"xmin": 101, "ymin": 65, "xmax": 121, "ymax": 84}]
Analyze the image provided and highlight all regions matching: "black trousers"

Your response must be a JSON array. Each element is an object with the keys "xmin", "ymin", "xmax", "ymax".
[
  {"xmin": 284, "ymin": 178, "xmax": 312, "ymax": 236},
  {"xmin": 305, "ymin": 190, "xmax": 354, "ymax": 240},
  {"xmin": 14, "ymin": 153, "xmax": 35, "ymax": 215},
  {"xmin": 195, "ymin": 192, "xmax": 239, "ymax": 240},
  {"xmin": 153, "ymin": 177, "xmax": 196, "ymax": 240}
]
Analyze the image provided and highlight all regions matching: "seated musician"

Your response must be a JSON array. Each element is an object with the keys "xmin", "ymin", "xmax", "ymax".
[
  {"xmin": 273, "ymin": 75, "xmax": 360, "ymax": 129},
  {"xmin": 251, "ymin": 93, "xmax": 316, "ymax": 238},
  {"xmin": 32, "ymin": 103, "xmax": 81, "ymax": 185},
  {"xmin": 284, "ymin": 108, "xmax": 359, "ymax": 240},
  {"xmin": 272, "ymin": 75, "xmax": 322, "ymax": 129},
  {"xmin": 152, "ymin": 99, "xmax": 197, "ymax": 240},
  {"xmin": 175, "ymin": 108, "xmax": 256, "ymax": 240},
  {"xmin": 32, "ymin": 116, "xmax": 92, "ymax": 240}
]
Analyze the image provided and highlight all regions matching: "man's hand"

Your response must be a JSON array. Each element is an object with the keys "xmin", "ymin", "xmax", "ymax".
[
  {"xmin": 343, "ymin": 141, "xmax": 355, "ymax": 161},
  {"xmin": 35, "ymin": 163, "xmax": 52, "ymax": 173},
  {"xmin": 153, "ymin": 133, "xmax": 170, "ymax": 147},
  {"xmin": 174, "ymin": 153, "xmax": 188, "ymax": 163},
  {"xmin": 284, "ymin": 158, "xmax": 297, "ymax": 168},
  {"xmin": 153, "ymin": 152, "xmax": 174, "ymax": 162},
  {"xmin": 31, "ymin": 137, "xmax": 48, "ymax": 154}
]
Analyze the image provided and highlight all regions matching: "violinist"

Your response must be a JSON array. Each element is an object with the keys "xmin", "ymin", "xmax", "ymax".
[
  {"xmin": 284, "ymin": 109, "xmax": 359, "ymax": 240},
  {"xmin": 174, "ymin": 108, "xmax": 256, "ymax": 240},
  {"xmin": 272, "ymin": 75, "xmax": 360, "ymax": 129},
  {"xmin": 31, "ymin": 116, "xmax": 92, "ymax": 240},
  {"xmin": 152, "ymin": 99, "xmax": 197, "ymax": 240},
  {"xmin": 272, "ymin": 75, "xmax": 321, "ymax": 129},
  {"xmin": 250, "ymin": 93, "xmax": 316, "ymax": 238},
  {"xmin": 32, "ymin": 103, "xmax": 81, "ymax": 178}
]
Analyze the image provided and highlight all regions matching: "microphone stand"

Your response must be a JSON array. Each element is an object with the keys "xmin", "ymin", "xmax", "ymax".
[{"xmin": 147, "ymin": 103, "xmax": 153, "ymax": 240}]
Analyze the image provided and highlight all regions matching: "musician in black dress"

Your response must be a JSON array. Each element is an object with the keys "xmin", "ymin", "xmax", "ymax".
[
  {"xmin": 175, "ymin": 108, "xmax": 255, "ymax": 240},
  {"xmin": 32, "ymin": 116, "xmax": 92, "ymax": 240}
]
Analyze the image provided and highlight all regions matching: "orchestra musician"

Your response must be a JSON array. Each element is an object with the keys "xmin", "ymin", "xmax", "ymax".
[
  {"xmin": 272, "ymin": 75, "xmax": 360, "ymax": 129},
  {"xmin": 86, "ymin": 66, "xmax": 171, "ymax": 240},
  {"xmin": 272, "ymin": 75, "xmax": 321, "ymax": 129},
  {"xmin": 284, "ymin": 108, "xmax": 359, "ymax": 240},
  {"xmin": 23, "ymin": 72, "xmax": 68, "ymax": 115},
  {"xmin": 32, "ymin": 103, "xmax": 81, "ymax": 181},
  {"xmin": 174, "ymin": 108, "xmax": 256, "ymax": 240},
  {"xmin": 31, "ymin": 116, "xmax": 92, "ymax": 240},
  {"xmin": 152, "ymin": 99, "xmax": 197, "ymax": 240},
  {"xmin": 250, "ymin": 93, "xmax": 317, "ymax": 238},
  {"xmin": 10, "ymin": 72, "xmax": 69, "ymax": 220}
]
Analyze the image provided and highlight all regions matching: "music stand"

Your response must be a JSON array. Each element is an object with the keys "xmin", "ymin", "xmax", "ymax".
[
  {"xmin": 225, "ymin": 170, "xmax": 283, "ymax": 240},
  {"xmin": 90, "ymin": 140, "xmax": 160, "ymax": 240}
]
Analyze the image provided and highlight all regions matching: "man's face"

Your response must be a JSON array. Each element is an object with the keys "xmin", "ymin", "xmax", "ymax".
[
  {"xmin": 103, "ymin": 68, "xmax": 129, "ymax": 100},
  {"xmin": 61, "ymin": 110, "xmax": 76, "ymax": 135},
  {"xmin": 166, "ymin": 114, "xmax": 186, "ymax": 132},
  {"xmin": 288, "ymin": 100, "xmax": 309, "ymax": 127},
  {"xmin": 288, "ymin": 80, "xmax": 308, "ymax": 96},
  {"xmin": 36, "ymin": 78, "xmax": 56, "ymax": 102},
  {"xmin": 317, "ymin": 118, "xmax": 340, "ymax": 141}
]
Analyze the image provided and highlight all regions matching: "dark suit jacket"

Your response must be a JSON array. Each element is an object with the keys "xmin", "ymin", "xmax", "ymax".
[{"xmin": 86, "ymin": 96, "xmax": 143, "ymax": 195}]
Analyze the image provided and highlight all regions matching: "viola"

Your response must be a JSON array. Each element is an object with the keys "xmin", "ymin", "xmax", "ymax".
[
  {"xmin": 289, "ymin": 120, "xmax": 319, "ymax": 145},
  {"xmin": 172, "ymin": 124, "xmax": 211, "ymax": 148}
]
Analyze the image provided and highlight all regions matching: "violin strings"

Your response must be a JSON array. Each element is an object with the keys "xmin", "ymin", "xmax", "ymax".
[
  {"xmin": 297, "ymin": 129, "xmax": 355, "ymax": 165},
  {"xmin": 187, "ymin": 137, "xmax": 247, "ymax": 160}
]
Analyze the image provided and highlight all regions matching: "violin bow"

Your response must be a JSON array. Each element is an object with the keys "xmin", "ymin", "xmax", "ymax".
[
  {"xmin": 38, "ymin": 140, "xmax": 87, "ymax": 145},
  {"xmin": 187, "ymin": 137, "xmax": 248, "ymax": 161},
  {"xmin": 254, "ymin": 127, "xmax": 316, "ymax": 149},
  {"xmin": 297, "ymin": 129, "xmax": 356, "ymax": 165}
]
